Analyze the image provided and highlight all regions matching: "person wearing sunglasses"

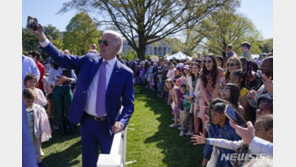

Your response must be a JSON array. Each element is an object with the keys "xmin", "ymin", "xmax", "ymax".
[
  {"xmin": 200, "ymin": 54, "xmax": 224, "ymax": 135},
  {"xmin": 30, "ymin": 21, "xmax": 135, "ymax": 167},
  {"xmin": 225, "ymin": 57, "xmax": 242, "ymax": 83}
]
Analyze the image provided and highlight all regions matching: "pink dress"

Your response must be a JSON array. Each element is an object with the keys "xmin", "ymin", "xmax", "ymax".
[
  {"xmin": 200, "ymin": 68, "xmax": 224, "ymax": 120},
  {"xmin": 33, "ymin": 88, "xmax": 52, "ymax": 142}
]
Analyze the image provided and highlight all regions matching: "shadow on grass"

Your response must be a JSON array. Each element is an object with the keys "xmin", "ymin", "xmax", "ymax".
[
  {"xmin": 136, "ymin": 86, "xmax": 204, "ymax": 167},
  {"xmin": 42, "ymin": 127, "xmax": 82, "ymax": 167},
  {"xmin": 42, "ymin": 126, "xmax": 81, "ymax": 149},
  {"xmin": 42, "ymin": 140, "xmax": 81, "ymax": 167}
]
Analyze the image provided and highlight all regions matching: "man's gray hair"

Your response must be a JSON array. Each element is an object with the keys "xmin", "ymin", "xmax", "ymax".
[{"xmin": 102, "ymin": 30, "xmax": 123, "ymax": 54}]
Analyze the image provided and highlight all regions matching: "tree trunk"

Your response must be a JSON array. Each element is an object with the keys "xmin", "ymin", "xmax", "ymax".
[{"xmin": 137, "ymin": 33, "xmax": 146, "ymax": 60}]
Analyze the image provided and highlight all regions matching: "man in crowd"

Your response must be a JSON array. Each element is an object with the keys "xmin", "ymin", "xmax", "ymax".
[
  {"xmin": 22, "ymin": 51, "xmax": 40, "ymax": 90},
  {"xmin": 31, "ymin": 21, "xmax": 134, "ymax": 167},
  {"xmin": 28, "ymin": 50, "xmax": 46, "ymax": 92},
  {"xmin": 226, "ymin": 44, "xmax": 238, "ymax": 58},
  {"xmin": 241, "ymin": 42, "xmax": 252, "ymax": 60}
]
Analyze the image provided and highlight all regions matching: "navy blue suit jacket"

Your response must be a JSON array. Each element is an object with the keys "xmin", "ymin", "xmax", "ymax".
[{"xmin": 42, "ymin": 42, "xmax": 134, "ymax": 132}]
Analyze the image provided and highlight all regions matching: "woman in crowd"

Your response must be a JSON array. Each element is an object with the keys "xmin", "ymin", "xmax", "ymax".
[
  {"xmin": 216, "ymin": 55, "xmax": 225, "ymax": 69},
  {"xmin": 224, "ymin": 57, "xmax": 242, "ymax": 83},
  {"xmin": 187, "ymin": 62, "xmax": 202, "ymax": 134},
  {"xmin": 200, "ymin": 54, "xmax": 224, "ymax": 134}
]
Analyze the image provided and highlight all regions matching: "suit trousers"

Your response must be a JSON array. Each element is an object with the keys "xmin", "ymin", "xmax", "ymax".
[{"xmin": 80, "ymin": 115, "xmax": 114, "ymax": 167}]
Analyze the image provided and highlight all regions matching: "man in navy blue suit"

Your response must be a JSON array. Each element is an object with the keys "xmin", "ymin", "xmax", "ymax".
[{"xmin": 31, "ymin": 22, "xmax": 134, "ymax": 167}]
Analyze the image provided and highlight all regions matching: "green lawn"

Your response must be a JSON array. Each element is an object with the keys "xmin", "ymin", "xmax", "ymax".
[{"xmin": 41, "ymin": 85, "xmax": 204, "ymax": 167}]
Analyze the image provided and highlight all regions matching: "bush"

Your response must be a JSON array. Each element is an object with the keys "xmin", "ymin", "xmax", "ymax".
[{"xmin": 121, "ymin": 49, "xmax": 138, "ymax": 61}]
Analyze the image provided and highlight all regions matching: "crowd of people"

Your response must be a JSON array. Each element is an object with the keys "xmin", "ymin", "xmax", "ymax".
[
  {"xmin": 23, "ymin": 49, "xmax": 79, "ymax": 166},
  {"xmin": 123, "ymin": 42, "xmax": 273, "ymax": 166},
  {"xmin": 22, "ymin": 34, "xmax": 273, "ymax": 166}
]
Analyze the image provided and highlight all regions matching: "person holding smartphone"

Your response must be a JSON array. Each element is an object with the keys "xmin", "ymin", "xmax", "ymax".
[
  {"xmin": 247, "ymin": 57, "xmax": 273, "ymax": 109},
  {"xmin": 47, "ymin": 61, "xmax": 77, "ymax": 135}
]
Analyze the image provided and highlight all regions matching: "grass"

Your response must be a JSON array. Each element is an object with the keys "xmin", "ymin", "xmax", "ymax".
[{"xmin": 41, "ymin": 85, "xmax": 204, "ymax": 167}]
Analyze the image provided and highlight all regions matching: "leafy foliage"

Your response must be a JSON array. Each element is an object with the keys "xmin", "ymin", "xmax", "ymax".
[
  {"xmin": 121, "ymin": 49, "xmax": 138, "ymax": 61},
  {"xmin": 59, "ymin": 0, "xmax": 239, "ymax": 60},
  {"xmin": 202, "ymin": 10, "xmax": 263, "ymax": 55},
  {"xmin": 259, "ymin": 38, "xmax": 273, "ymax": 53},
  {"xmin": 22, "ymin": 25, "xmax": 64, "ymax": 60},
  {"xmin": 63, "ymin": 12, "xmax": 101, "ymax": 56}
]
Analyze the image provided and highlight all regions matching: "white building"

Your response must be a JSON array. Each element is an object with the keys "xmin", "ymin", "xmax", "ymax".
[{"xmin": 122, "ymin": 38, "xmax": 173, "ymax": 56}]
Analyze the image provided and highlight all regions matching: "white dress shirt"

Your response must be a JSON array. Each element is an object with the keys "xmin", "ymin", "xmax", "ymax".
[
  {"xmin": 40, "ymin": 38, "xmax": 116, "ymax": 117},
  {"xmin": 84, "ymin": 57, "xmax": 117, "ymax": 116}
]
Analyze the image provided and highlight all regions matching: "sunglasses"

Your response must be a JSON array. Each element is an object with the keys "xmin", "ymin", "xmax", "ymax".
[
  {"xmin": 204, "ymin": 60, "xmax": 212, "ymax": 64},
  {"xmin": 98, "ymin": 39, "xmax": 109, "ymax": 46},
  {"xmin": 228, "ymin": 63, "xmax": 238, "ymax": 67}
]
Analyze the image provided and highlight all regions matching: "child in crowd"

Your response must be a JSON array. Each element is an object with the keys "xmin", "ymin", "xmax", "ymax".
[
  {"xmin": 165, "ymin": 78, "xmax": 180, "ymax": 128},
  {"xmin": 191, "ymin": 114, "xmax": 273, "ymax": 167},
  {"xmin": 24, "ymin": 73, "xmax": 52, "ymax": 155},
  {"xmin": 23, "ymin": 88, "xmax": 47, "ymax": 167},
  {"xmin": 156, "ymin": 68, "xmax": 163, "ymax": 97},
  {"xmin": 229, "ymin": 69, "xmax": 257, "ymax": 123},
  {"xmin": 179, "ymin": 84, "xmax": 193, "ymax": 136},
  {"xmin": 166, "ymin": 63, "xmax": 175, "ymax": 80},
  {"xmin": 186, "ymin": 62, "xmax": 202, "ymax": 135},
  {"xmin": 220, "ymin": 83, "xmax": 245, "ymax": 118},
  {"xmin": 139, "ymin": 64, "xmax": 147, "ymax": 86},
  {"xmin": 256, "ymin": 94, "xmax": 273, "ymax": 118},
  {"xmin": 200, "ymin": 98, "xmax": 241, "ymax": 167},
  {"xmin": 174, "ymin": 67, "xmax": 183, "ymax": 85}
]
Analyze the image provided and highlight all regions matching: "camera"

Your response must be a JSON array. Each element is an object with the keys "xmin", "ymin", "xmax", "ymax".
[{"xmin": 26, "ymin": 16, "xmax": 38, "ymax": 31}]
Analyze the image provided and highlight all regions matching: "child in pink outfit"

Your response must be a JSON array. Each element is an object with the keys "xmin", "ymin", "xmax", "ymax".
[
  {"xmin": 24, "ymin": 73, "xmax": 52, "ymax": 156},
  {"xmin": 23, "ymin": 88, "xmax": 47, "ymax": 165}
]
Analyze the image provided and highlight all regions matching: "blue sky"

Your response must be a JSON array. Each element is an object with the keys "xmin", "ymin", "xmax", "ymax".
[{"xmin": 22, "ymin": 0, "xmax": 273, "ymax": 39}]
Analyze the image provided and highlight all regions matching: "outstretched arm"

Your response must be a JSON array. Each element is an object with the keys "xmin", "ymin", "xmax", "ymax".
[{"xmin": 30, "ymin": 22, "xmax": 83, "ymax": 71}]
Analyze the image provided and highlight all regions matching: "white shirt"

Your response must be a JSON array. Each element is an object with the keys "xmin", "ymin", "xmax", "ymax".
[
  {"xmin": 40, "ymin": 38, "xmax": 117, "ymax": 117},
  {"xmin": 84, "ymin": 57, "xmax": 117, "ymax": 116}
]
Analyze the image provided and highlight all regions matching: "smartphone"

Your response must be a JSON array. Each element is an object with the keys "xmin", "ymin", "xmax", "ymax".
[
  {"xmin": 220, "ymin": 78, "xmax": 226, "ymax": 86},
  {"xmin": 26, "ymin": 16, "xmax": 38, "ymax": 31},
  {"xmin": 257, "ymin": 70, "xmax": 262, "ymax": 78},
  {"xmin": 224, "ymin": 104, "xmax": 247, "ymax": 127}
]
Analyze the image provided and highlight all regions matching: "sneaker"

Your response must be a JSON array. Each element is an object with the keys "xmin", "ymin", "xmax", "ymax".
[
  {"xmin": 178, "ymin": 126, "xmax": 181, "ymax": 130},
  {"xmin": 169, "ymin": 124, "xmax": 176, "ymax": 128},
  {"xmin": 185, "ymin": 131, "xmax": 194, "ymax": 136},
  {"xmin": 180, "ymin": 131, "xmax": 184, "ymax": 136},
  {"xmin": 40, "ymin": 149, "xmax": 44, "ymax": 156}
]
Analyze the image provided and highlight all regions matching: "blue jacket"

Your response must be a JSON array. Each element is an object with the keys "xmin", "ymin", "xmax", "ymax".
[
  {"xmin": 203, "ymin": 120, "xmax": 241, "ymax": 167},
  {"xmin": 42, "ymin": 42, "xmax": 134, "ymax": 132}
]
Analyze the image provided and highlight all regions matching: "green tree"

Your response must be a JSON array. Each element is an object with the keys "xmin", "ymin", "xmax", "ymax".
[
  {"xmin": 22, "ymin": 27, "xmax": 40, "ymax": 52},
  {"xmin": 63, "ymin": 12, "xmax": 101, "ymax": 56},
  {"xmin": 59, "ymin": 0, "xmax": 239, "ymax": 60},
  {"xmin": 22, "ymin": 25, "xmax": 64, "ymax": 60},
  {"xmin": 259, "ymin": 38, "xmax": 273, "ymax": 53},
  {"xmin": 121, "ymin": 49, "xmax": 138, "ymax": 61},
  {"xmin": 201, "ymin": 10, "xmax": 262, "ymax": 56}
]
